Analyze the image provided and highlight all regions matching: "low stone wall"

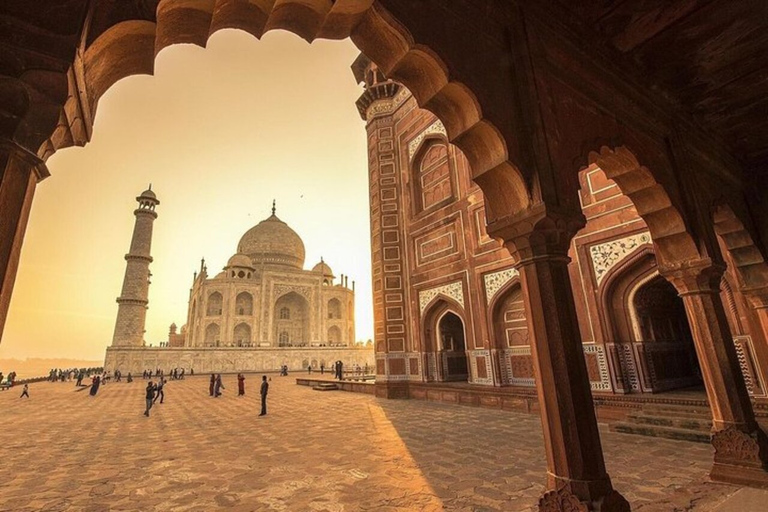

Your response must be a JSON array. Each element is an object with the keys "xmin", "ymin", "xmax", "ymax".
[{"xmin": 104, "ymin": 346, "xmax": 374, "ymax": 374}]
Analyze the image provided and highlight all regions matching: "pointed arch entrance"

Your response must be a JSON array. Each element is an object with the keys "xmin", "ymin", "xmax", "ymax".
[
  {"xmin": 490, "ymin": 281, "xmax": 533, "ymax": 387},
  {"xmin": 422, "ymin": 298, "xmax": 469, "ymax": 383},
  {"xmin": 601, "ymin": 249, "xmax": 701, "ymax": 393}
]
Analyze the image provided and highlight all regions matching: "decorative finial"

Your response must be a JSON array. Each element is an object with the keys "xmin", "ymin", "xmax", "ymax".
[
  {"xmin": 321, "ymin": 256, "xmax": 324, "ymax": 263},
  {"xmin": 148, "ymin": 183, "xmax": 152, "ymax": 191},
  {"xmin": 272, "ymin": 199, "xmax": 276, "ymax": 216}
]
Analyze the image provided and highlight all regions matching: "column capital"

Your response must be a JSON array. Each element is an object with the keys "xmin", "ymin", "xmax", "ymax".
[
  {"xmin": 0, "ymin": 138, "xmax": 50, "ymax": 181},
  {"xmin": 486, "ymin": 203, "xmax": 585, "ymax": 264},
  {"xmin": 660, "ymin": 258, "xmax": 725, "ymax": 296}
]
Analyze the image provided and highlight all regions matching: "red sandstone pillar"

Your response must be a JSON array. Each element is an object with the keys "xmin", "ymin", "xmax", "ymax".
[
  {"xmin": 666, "ymin": 262, "xmax": 768, "ymax": 487},
  {"xmin": 494, "ymin": 208, "xmax": 629, "ymax": 512},
  {"xmin": 0, "ymin": 143, "xmax": 48, "ymax": 341}
]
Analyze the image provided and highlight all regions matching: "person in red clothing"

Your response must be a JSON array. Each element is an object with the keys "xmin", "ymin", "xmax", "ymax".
[{"xmin": 237, "ymin": 373, "xmax": 245, "ymax": 396}]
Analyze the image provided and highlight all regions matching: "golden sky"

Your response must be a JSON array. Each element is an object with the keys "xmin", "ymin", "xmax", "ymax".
[{"xmin": 0, "ymin": 30, "xmax": 373, "ymax": 360}]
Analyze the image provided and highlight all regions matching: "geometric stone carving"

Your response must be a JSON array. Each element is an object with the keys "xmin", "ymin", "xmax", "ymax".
[
  {"xmin": 408, "ymin": 119, "xmax": 447, "ymax": 159},
  {"xmin": 419, "ymin": 281, "xmax": 464, "ymax": 313},
  {"xmin": 733, "ymin": 335, "xmax": 766, "ymax": 397},
  {"xmin": 590, "ymin": 231, "xmax": 651, "ymax": 286},
  {"xmin": 468, "ymin": 349, "xmax": 493, "ymax": 385},
  {"xmin": 273, "ymin": 284, "xmax": 312, "ymax": 301},
  {"xmin": 584, "ymin": 343, "xmax": 612, "ymax": 391},
  {"xmin": 484, "ymin": 267, "xmax": 520, "ymax": 303}
]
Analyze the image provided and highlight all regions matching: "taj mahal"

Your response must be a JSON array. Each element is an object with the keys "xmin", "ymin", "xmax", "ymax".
[{"xmin": 104, "ymin": 189, "xmax": 373, "ymax": 375}]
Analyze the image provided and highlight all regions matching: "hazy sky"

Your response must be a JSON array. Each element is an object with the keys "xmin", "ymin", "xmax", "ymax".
[{"xmin": 0, "ymin": 30, "xmax": 372, "ymax": 360}]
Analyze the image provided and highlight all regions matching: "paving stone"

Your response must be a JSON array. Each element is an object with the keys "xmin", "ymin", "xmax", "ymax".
[{"xmin": 0, "ymin": 377, "xmax": 763, "ymax": 511}]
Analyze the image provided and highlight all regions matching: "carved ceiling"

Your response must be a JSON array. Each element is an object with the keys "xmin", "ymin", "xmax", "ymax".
[
  {"xmin": 551, "ymin": 0, "xmax": 768, "ymax": 172},
  {"xmin": 1, "ymin": 0, "xmax": 766, "ymax": 174}
]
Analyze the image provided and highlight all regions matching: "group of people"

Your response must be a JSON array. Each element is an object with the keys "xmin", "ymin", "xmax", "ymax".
[
  {"xmin": 0, "ymin": 371, "xmax": 17, "ymax": 388},
  {"xmin": 304, "ymin": 361, "xmax": 349, "ymax": 380},
  {"xmin": 206, "ymin": 373, "xmax": 269, "ymax": 416},
  {"xmin": 48, "ymin": 367, "xmax": 102, "ymax": 383},
  {"xmin": 142, "ymin": 368, "xmax": 192, "ymax": 380}
]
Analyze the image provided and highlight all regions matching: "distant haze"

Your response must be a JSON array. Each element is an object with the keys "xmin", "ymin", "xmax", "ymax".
[{"xmin": 1, "ymin": 31, "xmax": 372, "ymax": 360}]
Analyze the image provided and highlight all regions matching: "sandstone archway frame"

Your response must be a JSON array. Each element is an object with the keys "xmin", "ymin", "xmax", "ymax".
[
  {"xmin": 713, "ymin": 202, "xmax": 768, "ymax": 294},
  {"xmin": 26, "ymin": 0, "xmax": 524, "ymax": 221},
  {"xmin": 587, "ymin": 146, "xmax": 701, "ymax": 271}
]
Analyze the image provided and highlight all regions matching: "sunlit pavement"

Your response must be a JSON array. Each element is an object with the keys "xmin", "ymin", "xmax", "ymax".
[{"xmin": 0, "ymin": 376, "xmax": 758, "ymax": 511}]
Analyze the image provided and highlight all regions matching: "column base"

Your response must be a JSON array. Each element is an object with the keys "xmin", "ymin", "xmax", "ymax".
[
  {"xmin": 375, "ymin": 381, "xmax": 409, "ymax": 399},
  {"xmin": 538, "ymin": 487, "xmax": 630, "ymax": 512},
  {"xmin": 710, "ymin": 426, "xmax": 768, "ymax": 488}
]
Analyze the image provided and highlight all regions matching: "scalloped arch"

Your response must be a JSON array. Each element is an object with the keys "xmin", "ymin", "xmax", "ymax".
[
  {"xmin": 588, "ymin": 146, "xmax": 700, "ymax": 269},
  {"xmin": 713, "ymin": 202, "xmax": 768, "ymax": 291},
  {"xmin": 78, "ymin": 0, "xmax": 530, "ymax": 215}
]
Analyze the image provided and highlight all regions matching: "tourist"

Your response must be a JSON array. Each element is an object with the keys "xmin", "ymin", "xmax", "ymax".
[
  {"xmin": 180, "ymin": 368, "xmax": 185, "ymax": 379},
  {"xmin": 238, "ymin": 373, "xmax": 245, "ymax": 396},
  {"xmin": 154, "ymin": 378, "xmax": 165, "ymax": 404},
  {"xmin": 190, "ymin": 368, "xmax": 194, "ymax": 376},
  {"xmin": 76, "ymin": 371, "xmax": 84, "ymax": 387},
  {"xmin": 19, "ymin": 383, "xmax": 29, "ymax": 398},
  {"xmin": 214, "ymin": 374, "xmax": 224, "ymax": 397},
  {"xmin": 259, "ymin": 375, "xmax": 268, "ymax": 416},
  {"xmin": 308, "ymin": 364, "xmax": 312, "ymax": 375},
  {"xmin": 320, "ymin": 363, "xmax": 324, "ymax": 375},
  {"xmin": 127, "ymin": 373, "xmax": 133, "ymax": 383},
  {"xmin": 89, "ymin": 375, "xmax": 101, "ymax": 396},
  {"xmin": 209, "ymin": 373, "xmax": 215, "ymax": 397},
  {"xmin": 144, "ymin": 380, "xmax": 157, "ymax": 417}
]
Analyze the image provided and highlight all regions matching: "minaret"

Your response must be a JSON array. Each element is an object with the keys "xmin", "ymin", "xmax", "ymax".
[{"xmin": 111, "ymin": 186, "xmax": 159, "ymax": 347}]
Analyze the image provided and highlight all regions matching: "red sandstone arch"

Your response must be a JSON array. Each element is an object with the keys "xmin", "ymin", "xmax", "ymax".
[
  {"xmin": 713, "ymin": 202, "xmax": 768, "ymax": 292},
  {"xmin": 588, "ymin": 146, "xmax": 701, "ymax": 270},
  {"xmin": 421, "ymin": 295, "xmax": 468, "ymax": 382},
  {"xmin": 69, "ymin": 0, "xmax": 530, "ymax": 217}
]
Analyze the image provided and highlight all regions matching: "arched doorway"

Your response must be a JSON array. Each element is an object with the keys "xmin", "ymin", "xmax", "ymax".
[
  {"xmin": 273, "ymin": 292, "xmax": 309, "ymax": 346},
  {"xmin": 438, "ymin": 312, "xmax": 469, "ymax": 382},
  {"xmin": 491, "ymin": 283, "xmax": 533, "ymax": 387},
  {"xmin": 328, "ymin": 325, "xmax": 341, "ymax": 344},
  {"xmin": 604, "ymin": 253, "xmax": 701, "ymax": 393},
  {"xmin": 422, "ymin": 299, "xmax": 469, "ymax": 383},
  {"xmin": 233, "ymin": 323, "xmax": 251, "ymax": 347}
]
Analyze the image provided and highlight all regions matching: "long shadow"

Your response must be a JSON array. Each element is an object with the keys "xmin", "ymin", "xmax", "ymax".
[{"xmin": 375, "ymin": 394, "xmax": 718, "ymax": 510}]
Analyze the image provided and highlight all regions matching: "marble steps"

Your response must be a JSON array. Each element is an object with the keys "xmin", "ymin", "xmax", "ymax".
[
  {"xmin": 312, "ymin": 382, "xmax": 339, "ymax": 391},
  {"xmin": 610, "ymin": 421, "xmax": 711, "ymax": 443},
  {"xmin": 610, "ymin": 403, "xmax": 713, "ymax": 443},
  {"xmin": 626, "ymin": 412, "xmax": 712, "ymax": 432}
]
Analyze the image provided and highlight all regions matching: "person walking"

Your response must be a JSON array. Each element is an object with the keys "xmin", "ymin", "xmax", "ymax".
[
  {"xmin": 144, "ymin": 381, "xmax": 157, "ymax": 417},
  {"xmin": 214, "ymin": 374, "xmax": 224, "ymax": 397},
  {"xmin": 259, "ymin": 375, "xmax": 268, "ymax": 416},
  {"xmin": 89, "ymin": 375, "xmax": 101, "ymax": 396},
  {"xmin": 209, "ymin": 373, "xmax": 216, "ymax": 397},
  {"xmin": 19, "ymin": 383, "xmax": 29, "ymax": 398},
  {"xmin": 154, "ymin": 378, "xmax": 165, "ymax": 404},
  {"xmin": 237, "ymin": 373, "xmax": 245, "ymax": 396}
]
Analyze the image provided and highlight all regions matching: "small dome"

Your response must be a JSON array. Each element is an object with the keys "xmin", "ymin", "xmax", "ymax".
[
  {"xmin": 226, "ymin": 253, "xmax": 253, "ymax": 269},
  {"xmin": 140, "ymin": 188, "xmax": 156, "ymax": 200},
  {"xmin": 313, "ymin": 261, "xmax": 334, "ymax": 277},
  {"xmin": 238, "ymin": 213, "xmax": 305, "ymax": 269}
]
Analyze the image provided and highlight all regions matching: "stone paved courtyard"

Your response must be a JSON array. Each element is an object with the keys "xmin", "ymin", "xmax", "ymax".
[{"xmin": 0, "ymin": 375, "xmax": 762, "ymax": 511}]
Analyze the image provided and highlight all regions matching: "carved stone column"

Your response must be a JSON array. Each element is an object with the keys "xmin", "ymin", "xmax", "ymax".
[
  {"xmin": 0, "ymin": 143, "xmax": 49, "ymax": 340},
  {"xmin": 665, "ymin": 261, "xmax": 768, "ymax": 487},
  {"xmin": 489, "ymin": 206, "xmax": 630, "ymax": 512}
]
